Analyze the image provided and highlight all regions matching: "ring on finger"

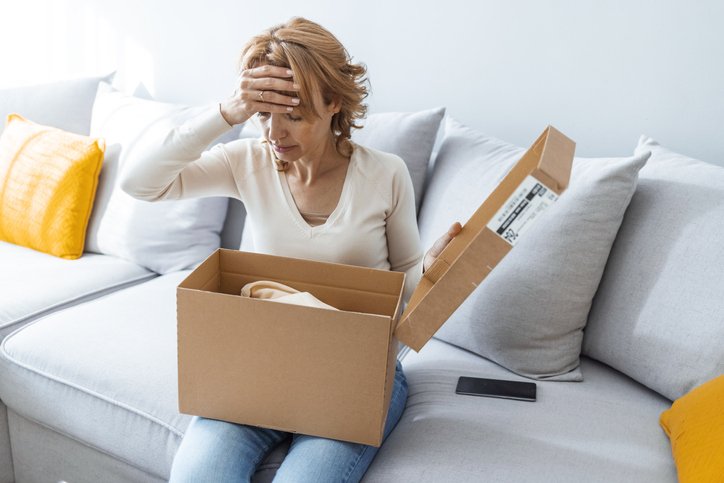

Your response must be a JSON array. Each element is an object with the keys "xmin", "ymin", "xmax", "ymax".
[{"xmin": 258, "ymin": 90, "xmax": 265, "ymax": 102}]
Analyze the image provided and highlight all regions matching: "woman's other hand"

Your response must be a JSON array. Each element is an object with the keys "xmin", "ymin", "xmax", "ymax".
[
  {"xmin": 423, "ymin": 222, "xmax": 462, "ymax": 273},
  {"xmin": 220, "ymin": 65, "xmax": 300, "ymax": 126}
]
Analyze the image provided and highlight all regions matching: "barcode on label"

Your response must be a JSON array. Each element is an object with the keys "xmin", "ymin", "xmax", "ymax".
[{"xmin": 487, "ymin": 175, "xmax": 558, "ymax": 246}]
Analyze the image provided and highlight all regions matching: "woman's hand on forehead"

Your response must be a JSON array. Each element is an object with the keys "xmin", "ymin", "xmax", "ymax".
[
  {"xmin": 220, "ymin": 65, "xmax": 301, "ymax": 126},
  {"xmin": 241, "ymin": 65, "xmax": 299, "ymax": 97}
]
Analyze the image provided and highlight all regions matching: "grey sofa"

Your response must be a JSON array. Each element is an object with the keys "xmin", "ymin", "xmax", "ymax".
[{"xmin": 1, "ymin": 76, "xmax": 722, "ymax": 483}]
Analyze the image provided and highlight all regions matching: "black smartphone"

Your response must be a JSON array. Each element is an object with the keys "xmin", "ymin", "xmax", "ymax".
[{"xmin": 455, "ymin": 376, "xmax": 537, "ymax": 402}]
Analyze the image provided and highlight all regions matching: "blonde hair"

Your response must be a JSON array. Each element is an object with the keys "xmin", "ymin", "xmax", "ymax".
[{"xmin": 238, "ymin": 17, "xmax": 368, "ymax": 162}]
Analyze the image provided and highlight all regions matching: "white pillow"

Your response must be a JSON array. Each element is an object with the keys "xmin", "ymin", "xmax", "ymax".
[
  {"xmin": 88, "ymin": 82, "xmax": 239, "ymax": 273},
  {"xmin": 582, "ymin": 136, "xmax": 724, "ymax": 400},
  {"xmin": 420, "ymin": 117, "xmax": 650, "ymax": 381}
]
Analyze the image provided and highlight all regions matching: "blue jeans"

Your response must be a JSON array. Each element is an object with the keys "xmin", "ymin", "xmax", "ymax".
[{"xmin": 169, "ymin": 359, "xmax": 408, "ymax": 483}]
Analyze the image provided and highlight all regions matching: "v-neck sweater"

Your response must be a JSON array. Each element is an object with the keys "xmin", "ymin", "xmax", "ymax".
[{"xmin": 120, "ymin": 105, "xmax": 423, "ymax": 303}]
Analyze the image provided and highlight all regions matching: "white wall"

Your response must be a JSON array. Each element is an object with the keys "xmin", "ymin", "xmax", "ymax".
[{"xmin": 2, "ymin": 0, "xmax": 723, "ymax": 163}]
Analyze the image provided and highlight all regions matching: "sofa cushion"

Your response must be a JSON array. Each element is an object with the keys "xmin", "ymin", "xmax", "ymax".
[
  {"xmin": 0, "ymin": 272, "xmax": 192, "ymax": 479},
  {"xmin": 0, "ymin": 114, "xmax": 105, "ymax": 259},
  {"xmin": 88, "ymin": 82, "xmax": 239, "ymax": 273},
  {"xmin": 363, "ymin": 338, "xmax": 676, "ymax": 482},
  {"xmin": 0, "ymin": 241, "xmax": 154, "ymax": 339},
  {"xmin": 582, "ymin": 137, "xmax": 724, "ymax": 401},
  {"xmin": 0, "ymin": 272, "xmax": 285, "ymax": 480},
  {"xmin": 0, "ymin": 73, "xmax": 113, "ymax": 138},
  {"xmin": 0, "ymin": 272, "xmax": 192, "ymax": 478},
  {"xmin": 419, "ymin": 117, "xmax": 649, "ymax": 381}
]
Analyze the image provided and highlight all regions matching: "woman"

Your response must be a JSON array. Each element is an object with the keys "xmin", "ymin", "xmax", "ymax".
[{"xmin": 121, "ymin": 16, "xmax": 461, "ymax": 483}]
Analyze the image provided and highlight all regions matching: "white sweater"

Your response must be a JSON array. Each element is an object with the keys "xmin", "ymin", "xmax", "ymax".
[{"xmin": 120, "ymin": 105, "xmax": 423, "ymax": 303}]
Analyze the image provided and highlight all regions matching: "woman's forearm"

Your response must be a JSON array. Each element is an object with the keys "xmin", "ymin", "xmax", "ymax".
[{"xmin": 120, "ymin": 104, "xmax": 237, "ymax": 201}]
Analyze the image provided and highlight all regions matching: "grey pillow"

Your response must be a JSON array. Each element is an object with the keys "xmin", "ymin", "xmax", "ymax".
[
  {"xmin": 352, "ymin": 107, "xmax": 445, "ymax": 212},
  {"xmin": 240, "ymin": 107, "xmax": 445, "ymax": 251},
  {"xmin": 0, "ymin": 72, "xmax": 114, "ymax": 136},
  {"xmin": 420, "ymin": 117, "xmax": 650, "ymax": 381},
  {"xmin": 582, "ymin": 136, "xmax": 724, "ymax": 400}
]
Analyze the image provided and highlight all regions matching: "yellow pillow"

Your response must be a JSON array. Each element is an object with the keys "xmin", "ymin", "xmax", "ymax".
[
  {"xmin": 660, "ymin": 374, "xmax": 724, "ymax": 482},
  {"xmin": 0, "ymin": 114, "xmax": 105, "ymax": 259}
]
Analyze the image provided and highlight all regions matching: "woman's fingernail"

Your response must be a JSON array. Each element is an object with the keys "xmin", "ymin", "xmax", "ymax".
[
  {"xmin": 292, "ymin": 98, "xmax": 300, "ymax": 104},
  {"xmin": 287, "ymin": 107, "xmax": 294, "ymax": 111},
  {"xmin": 292, "ymin": 83, "xmax": 300, "ymax": 89},
  {"xmin": 286, "ymin": 69, "xmax": 293, "ymax": 76}
]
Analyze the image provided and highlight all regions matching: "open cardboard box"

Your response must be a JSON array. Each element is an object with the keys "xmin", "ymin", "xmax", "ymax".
[
  {"xmin": 177, "ymin": 249, "xmax": 405, "ymax": 446},
  {"xmin": 177, "ymin": 126, "xmax": 575, "ymax": 446}
]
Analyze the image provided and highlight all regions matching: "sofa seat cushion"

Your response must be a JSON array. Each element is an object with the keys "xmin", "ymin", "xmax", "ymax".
[
  {"xmin": 364, "ymin": 339, "xmax": 677, "ymax": 483},
  {"xmin": 0, "ymin": 272, "xmax": 190, "ymax": 477},
  {"xmin": 0, "ymin": 271, "xmax": 289, "ymax": 481},
  {"xmin": 0, "ymin": 272, "xmax": 187, "ymax": 479},
  {"xmin": 0, "ymin": 241, "xmax": 154, "ymax": 338}
]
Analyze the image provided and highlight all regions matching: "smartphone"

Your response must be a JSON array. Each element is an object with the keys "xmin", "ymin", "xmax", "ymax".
[{"xmin": 455, "ymin": 376, "xmax": 537, "ymax": 402}]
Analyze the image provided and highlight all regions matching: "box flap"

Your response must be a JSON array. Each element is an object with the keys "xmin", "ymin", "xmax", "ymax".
[{"xmin": 394, "ymin": 126, "xmax": 575, "ymax": 351}]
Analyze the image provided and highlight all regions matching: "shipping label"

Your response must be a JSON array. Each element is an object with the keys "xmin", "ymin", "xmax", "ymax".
[{"xmin": 486, "ymin": 175, "xmax": 558, "ymax": 246}]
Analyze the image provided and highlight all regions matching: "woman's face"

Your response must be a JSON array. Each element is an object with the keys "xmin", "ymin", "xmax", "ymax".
[{"xmin": 257, "ymin": 86, "xmax": 340, "ymax": 163}]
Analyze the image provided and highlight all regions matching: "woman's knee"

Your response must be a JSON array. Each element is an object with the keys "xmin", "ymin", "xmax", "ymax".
[
  {"xmin": 170, "ymin": 417, "xmax": 229, "ymax": 481},
  {"xmin": 169, "ymin": 417, "xmax": 286, "ymax": 482}
]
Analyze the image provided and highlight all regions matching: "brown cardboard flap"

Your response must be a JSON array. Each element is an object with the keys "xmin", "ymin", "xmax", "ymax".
[
  {"xmin": 535, "ymin": 126, "xmax": 574, "ymax": 191},
  {"xmin": 394, "ymin": 126, "xmax": 575, "ymax": 351}
]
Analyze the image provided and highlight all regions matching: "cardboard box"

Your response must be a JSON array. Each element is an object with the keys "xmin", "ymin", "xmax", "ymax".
[
  {"xmin": 177, "ymin": 249, "xmax": 405, "ymax": 446},
  {"xmin": 177, "ymin": 125, "xmax": 574, "ymax": 446}
]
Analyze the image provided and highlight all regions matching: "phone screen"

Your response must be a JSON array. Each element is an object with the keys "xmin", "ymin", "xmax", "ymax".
[{"xmin": 455, "ymin": 376, "xmax": 537, "ymax": 402}]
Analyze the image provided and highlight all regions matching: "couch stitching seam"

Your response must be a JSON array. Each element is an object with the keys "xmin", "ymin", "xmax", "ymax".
[{"xmin": 0, "ymin": 272, "xmax": 157, "ymax": 333}]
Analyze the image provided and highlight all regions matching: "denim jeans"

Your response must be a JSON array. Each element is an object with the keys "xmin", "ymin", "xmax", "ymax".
[{"xmin": 169, "ymin": 359, "xmax": 408, "ymax": 483}]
